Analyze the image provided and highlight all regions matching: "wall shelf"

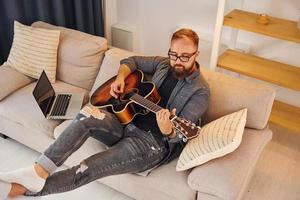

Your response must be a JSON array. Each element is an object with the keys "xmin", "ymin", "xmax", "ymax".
[
  {"xmin": 211, "ymin": 5, "xmax": 300, "ymax": 133},
  {"xmin": 270, "ymin": 101, "xmax": 300, "ymax": 133},
  {"xmin": 218, "ymin": 49, "xmax": 300, "ymax": 91},
  {"xmin": 224, "ymin": 9, "xmax": 300, "ymax": 43}
]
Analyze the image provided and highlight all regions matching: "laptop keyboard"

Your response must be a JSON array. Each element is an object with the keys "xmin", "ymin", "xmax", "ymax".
[{"xmin": 50, "ymin": 94, "xmax": 72, "ymax": 116}]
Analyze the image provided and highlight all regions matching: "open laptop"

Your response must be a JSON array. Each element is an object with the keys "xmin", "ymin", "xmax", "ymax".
[{"xmin": 33, "ymin": 70, "xmax": 84, "ymax": 119}]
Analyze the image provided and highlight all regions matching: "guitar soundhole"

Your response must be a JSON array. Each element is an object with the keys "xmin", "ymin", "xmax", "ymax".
[{"xmin": 120, "ymin": 88, "xmax": 139, "ymax": 101}]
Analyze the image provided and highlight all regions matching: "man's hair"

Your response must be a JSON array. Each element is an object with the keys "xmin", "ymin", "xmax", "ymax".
[{"xmin": 171, "ymin": 28, "xmax": 199, "ymax": 48}]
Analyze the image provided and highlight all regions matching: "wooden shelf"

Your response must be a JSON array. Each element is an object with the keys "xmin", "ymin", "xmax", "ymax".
[
  {"xmin": 224, "ymin": 9, "xmax": 300, "ymax": 43},
  {"xmin": 218, "ymin": 49, "xmax": 300, "ymax": 91},
  {"xmin": 269, "ymin": 101, "xmax": 300, "ymax": 133},
  {"xmin": 216, "ymin": 7, "xmax": 300, "ymax": 133}
]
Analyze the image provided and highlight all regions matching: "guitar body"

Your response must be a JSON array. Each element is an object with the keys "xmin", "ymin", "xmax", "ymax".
[{"xmin": 90, "ymin": 70, "xmax": 161, "ymax": 124}]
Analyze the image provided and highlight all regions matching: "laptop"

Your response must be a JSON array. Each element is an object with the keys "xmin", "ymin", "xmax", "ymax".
[{"xmin": 33, "ymin": 70, "xmax": 84, "ymax": 119}]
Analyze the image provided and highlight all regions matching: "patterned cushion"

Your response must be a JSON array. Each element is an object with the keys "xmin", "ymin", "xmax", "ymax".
[
  {"xmin": 176, "ymin": 108, "xmax": 247, "ymax": 171},
  {"xmin": 7, "ymin": 21, "xmax": 60, "ymax": 83},
  {"xmin": 32, "ymin": 21, "xmax": 108, "ymax": 90}
]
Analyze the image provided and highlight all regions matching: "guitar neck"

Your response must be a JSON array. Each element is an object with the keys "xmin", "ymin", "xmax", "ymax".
[
  {"xmin": 130, "ymin": 93, "xmax": 199, "ymax": 142},
  {"xmin": 130, "ymin": 93, "xmax": 163, "ymax": 114}
]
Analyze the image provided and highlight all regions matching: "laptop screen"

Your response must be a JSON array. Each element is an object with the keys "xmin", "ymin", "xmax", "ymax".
[{"xmin": 32, "ymin": 71, "xmax": 55, "ymax": 117}]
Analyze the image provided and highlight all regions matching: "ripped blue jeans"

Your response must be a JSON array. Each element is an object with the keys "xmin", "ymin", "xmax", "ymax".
[{"xmin": 26, "ymin": 109, "xmax": 169, "ymax": 196}]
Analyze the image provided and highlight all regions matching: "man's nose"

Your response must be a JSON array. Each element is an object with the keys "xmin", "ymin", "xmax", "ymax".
[{"xmin": 175, "ymin": 58, "xmax": 183, "ymax": 64}]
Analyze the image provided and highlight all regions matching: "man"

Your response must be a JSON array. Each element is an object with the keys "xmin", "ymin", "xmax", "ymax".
[{"xmin": 0, "ymin": 28, "xmax": 209, "ymax": 198}]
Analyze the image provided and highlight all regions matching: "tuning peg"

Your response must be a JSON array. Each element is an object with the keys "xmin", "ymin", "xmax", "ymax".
[
  {"xmin": 178, "ymin": 133, "xmax": 183, "ymax": 138},
  {"xmin": 182, "ymin": 137, "xmax": 187, "ymax": 142}
]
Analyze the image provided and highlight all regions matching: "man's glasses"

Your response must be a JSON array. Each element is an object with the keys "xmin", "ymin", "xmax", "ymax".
[{"xmin": 168, "ymin": 49, "xmax": 198, "ymax": 62}]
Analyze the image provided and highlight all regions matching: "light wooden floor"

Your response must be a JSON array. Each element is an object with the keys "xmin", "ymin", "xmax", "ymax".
[{"xmin": 243, "ymin": 123, "xmax": 300, "ymax": 200}]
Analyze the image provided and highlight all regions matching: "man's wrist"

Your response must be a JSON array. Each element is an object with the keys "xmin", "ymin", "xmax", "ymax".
[{"xmin": 164, "ymin": 128, "xmax": 176, "ymax": 138}]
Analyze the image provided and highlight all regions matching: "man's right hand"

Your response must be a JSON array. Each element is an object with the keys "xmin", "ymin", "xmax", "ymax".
[{"xmin": 110, "ymin": 78, "xmax": 125, "ymax": 99}]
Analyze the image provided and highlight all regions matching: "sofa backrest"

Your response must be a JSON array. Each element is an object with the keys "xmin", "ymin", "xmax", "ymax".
[
  {"xmin": 90, "ymin": 48, "xmax": 136, "ymax": 96},
  {"xmin": 201, "ymin": 68, "xmax": 275, "ymax": 130},
  {"xmin": 31, "ymin": 21, "xmax": 108, "ymax": 91},
  {"xmin": 92, "ymin": 48, "xmax": 275, "ymax": 130}
]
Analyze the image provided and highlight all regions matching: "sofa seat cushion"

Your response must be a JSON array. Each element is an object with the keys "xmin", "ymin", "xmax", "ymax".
[
  {"xmin": 0, "ymin": 81, "xmax": 89, "ymax": 138},
  {"xmin": 188, "ymin": 128, "xmax": 272, "ymax": 200},
  {"xmin": 100, "ymin": 159, "xmax": 196, "ymax": 200},
  {"xmin": 32, "ymin": 21, "xmax": 108, "ymax": 91},
  {"xmin": 0, "ymin": 65, "xmax": 34, "ymax": 101}
]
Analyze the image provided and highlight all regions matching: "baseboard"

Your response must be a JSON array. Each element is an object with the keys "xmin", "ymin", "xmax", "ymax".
[{"xmin": 0, "ymin": 133, "xmax": 9, "ymax": 139}]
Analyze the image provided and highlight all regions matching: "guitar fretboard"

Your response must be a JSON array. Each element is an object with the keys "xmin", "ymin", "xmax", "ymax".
[
  {"xmin": 130, "ymin": 92, "xmax": 199, "ymax": 141},
  {"xmin": 130, "ymin": 93, "xmax": 162, "ymax": 113}
]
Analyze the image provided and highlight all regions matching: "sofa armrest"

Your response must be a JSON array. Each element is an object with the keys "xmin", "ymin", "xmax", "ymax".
[
  {"xmin": 187, "ymin": 128, "xmax": 272, "ymax": 200},
  {"xmin": 0, "ymin": 64, "xmax": 34, "ymax": 101}
]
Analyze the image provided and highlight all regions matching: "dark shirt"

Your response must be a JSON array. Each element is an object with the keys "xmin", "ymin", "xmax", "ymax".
[{"xmin": 132, "ymin": 70, "xmax": 178, "ymax": 140}]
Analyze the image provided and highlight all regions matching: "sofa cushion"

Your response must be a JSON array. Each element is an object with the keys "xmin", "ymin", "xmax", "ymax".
[
  {"xmin": 90, "ymin": 48, "xmax": 137, "ymax": 96},
  {"xmin": 0, "ymin": 65, "xmax": 34, "ymax": 101},
  {"xmin": 177, "ymin": 108, "xmax": 247, "ymax": 171},
  {"xmin": 100, "ymin": 159, "xmax": 196, "ymax": 200},
  {"xmin": 201, "ymin": 68, "xmax": 275, "ymax": 130},
  {"xmin": 53, "ymin": 119, "xmax": 72, "ymax": 139},
  {"xmin": 0, "ymin": 81, "xmax": 89, "ymax": 138},
  {"xmin": 32, "ymin": 21, "xmax": 108, "ymax": 90},
  {"xmin": 188, "ymin": 128, "xmax": 272, "ymax": 200},
  {"xmin": 7, "ymin": 21, "xmax": 60, "ymax": 83}
]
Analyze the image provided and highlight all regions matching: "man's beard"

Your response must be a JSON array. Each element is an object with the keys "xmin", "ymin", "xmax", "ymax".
[{"xmin": 171, "ymin": 63, "xmax": 194, "ymax": 79}]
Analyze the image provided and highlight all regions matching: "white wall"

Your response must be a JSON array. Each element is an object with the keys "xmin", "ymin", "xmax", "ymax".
[
  {"xmin": 115, "ymin": 0, "xmax": 300, "ymax": 64},
  {"xmin": 116, "ymin": 0, "xmax": 218, "ymax": 61},
  {"xmin": 113, "ymin": 0, "xmax": 300, "ymax": 106}
]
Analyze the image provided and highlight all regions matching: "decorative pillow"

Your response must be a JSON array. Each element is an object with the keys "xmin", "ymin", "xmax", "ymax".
[
  {"xmin": 7, "ymin": 21, "xmax": 60, "ymax": 83},
  {"xmin": 176, "ymin": 108, "xmax": 247, "ymax": 171},
  {"xmin": 32, "ymin": 21, "xmax": 108, "ymax": 90}
]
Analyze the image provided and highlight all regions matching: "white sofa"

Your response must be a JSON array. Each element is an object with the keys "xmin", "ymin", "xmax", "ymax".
[{"xmin": 0, "ymin": 22, "xmax": 275, "ymax": 200}]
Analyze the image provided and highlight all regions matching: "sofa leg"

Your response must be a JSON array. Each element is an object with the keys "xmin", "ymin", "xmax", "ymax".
[{"xmin": 0, "ymin": 133, "xmax": 9, "ymax": 139}]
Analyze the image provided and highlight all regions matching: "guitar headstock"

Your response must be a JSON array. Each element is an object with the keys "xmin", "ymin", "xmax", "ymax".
[{"xmin": 171, "ymin": 117, "xmax": 201, "ymax": 142}]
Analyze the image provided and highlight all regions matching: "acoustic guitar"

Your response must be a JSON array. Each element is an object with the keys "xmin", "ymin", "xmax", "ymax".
[{"xmin": 90, "ymin": 70, "xmax": 200, "ymax": 142}]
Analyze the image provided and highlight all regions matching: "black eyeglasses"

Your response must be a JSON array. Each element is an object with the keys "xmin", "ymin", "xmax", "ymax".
[{"xmin": 168, "ymin": 49, "xmax": 198, "ymax": 62}]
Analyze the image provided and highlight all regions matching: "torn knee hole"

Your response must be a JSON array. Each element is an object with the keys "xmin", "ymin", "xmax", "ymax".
[
  {"xmin": 76, "ymin": 161, "xmax": 89, "ymax": 174},
  {"xmin": 79, "ymin": 116, "xmax": 87, "ymax": 121},
  {"xmin": 74, "ymin": 116, "xmax": 87, "ymax": 122}
]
